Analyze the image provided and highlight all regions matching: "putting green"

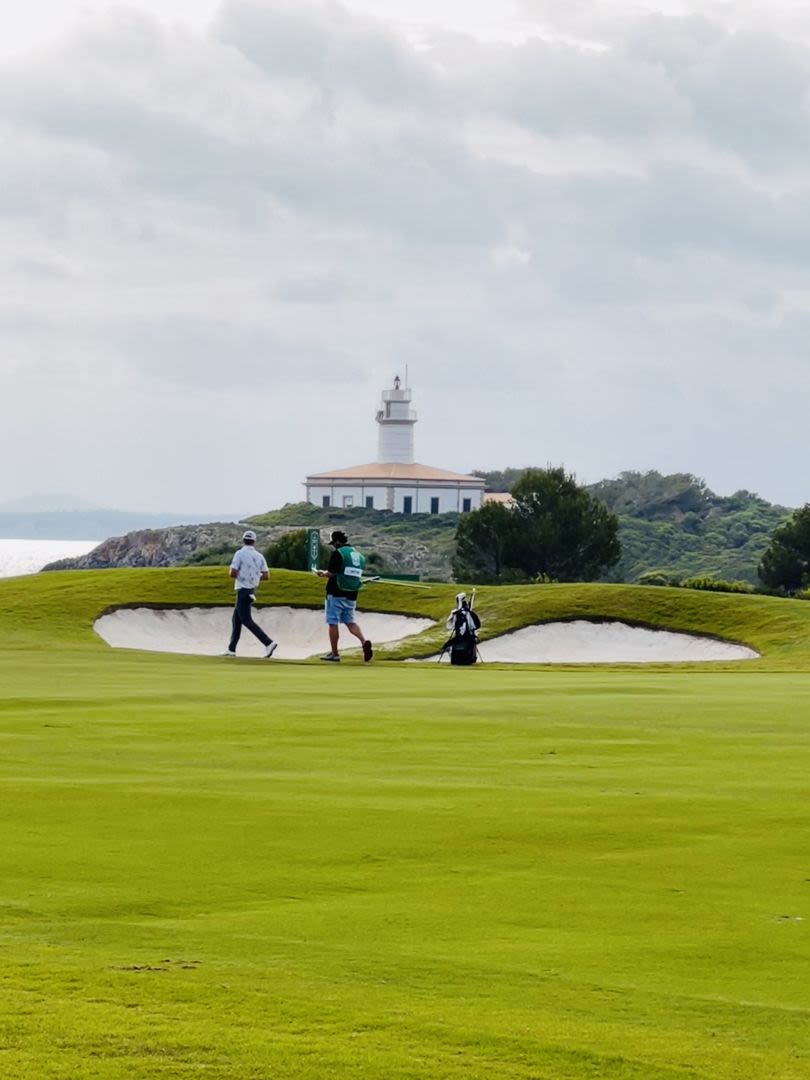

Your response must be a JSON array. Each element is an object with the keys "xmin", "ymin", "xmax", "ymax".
[{"xmin": 1, "ymin": 569, "xmax": 810, "ymax": 1078}]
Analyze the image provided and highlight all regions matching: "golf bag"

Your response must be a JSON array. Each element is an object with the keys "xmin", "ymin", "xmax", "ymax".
[{"xmin": 439, "ymin": 593, "xmax": 482, "ymax": 665}]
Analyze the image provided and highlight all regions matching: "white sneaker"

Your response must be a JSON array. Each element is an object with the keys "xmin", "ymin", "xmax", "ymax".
[
  {"xmin": 223, "ymin": 650, "xmax": 236, "ymax": 658},
  {"xmin": 264, "ymin": 641, "xmax": 278, "ymax": 658}
]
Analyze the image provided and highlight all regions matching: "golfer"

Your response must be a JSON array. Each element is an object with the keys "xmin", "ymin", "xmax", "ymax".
[
  {"xmin": 315, "ymin": 530, "xmax": 373, "ymax": 662},
  {"xmin": 225, "ymin": 530, "xmax": 277, "ymax": 658}
]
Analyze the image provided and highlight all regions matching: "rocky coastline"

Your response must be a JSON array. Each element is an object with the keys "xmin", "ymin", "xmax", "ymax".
[
  {"xmin": 41, "ymin": 519, "xmax": 450, "ymax": 579},
  {"xmin": 41, "ymin": 523, "xmax": 274, "ymax": 571}
]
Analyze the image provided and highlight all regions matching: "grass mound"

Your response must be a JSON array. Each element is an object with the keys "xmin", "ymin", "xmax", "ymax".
[{"xmin": 2, "ymin": 567, "xmax": 810, "ymax": 668}]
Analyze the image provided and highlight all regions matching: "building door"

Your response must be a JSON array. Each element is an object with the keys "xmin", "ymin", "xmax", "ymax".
[
  {"xmin": 430, "ymin": 497, "xmax": 440, "ymax": 514},
  {"xmin": 403, "ymin": 496, "xmax": 413, "ymax": 514}
]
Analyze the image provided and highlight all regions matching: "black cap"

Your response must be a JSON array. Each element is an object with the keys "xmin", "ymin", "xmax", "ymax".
[{"xmin": 330, "ymin": 530, "xmax": 348, "ymax": 546}]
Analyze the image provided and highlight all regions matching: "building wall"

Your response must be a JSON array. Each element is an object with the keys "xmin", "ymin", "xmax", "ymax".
[
  {"xmin": 377, "ymin": 423, "xmax": 415, "ymax": 464},
  {"xmin": 306, "ymin": 483, "xmax": 483, "ymax": 514}
]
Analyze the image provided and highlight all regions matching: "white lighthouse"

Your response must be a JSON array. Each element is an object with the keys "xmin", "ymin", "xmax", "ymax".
[
  {"xmin": 304, "ymin": 377, "xmax": 485, "ymax": 514},
  {"xmin": 375, "ymin": 375, "xmax": 416, "ymax": 464}
]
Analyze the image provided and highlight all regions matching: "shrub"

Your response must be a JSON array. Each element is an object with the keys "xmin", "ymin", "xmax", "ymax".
[
  {"xmin": 638, "ymin": 570, "xmax": 681, "ymax": 587},
  {"xmin": 681, "ymin": 576, "xmax": 754, "ymax": 594},
  {"xmin": 184, "ymin": 542, "xmax": 234, "ymax": 566}
]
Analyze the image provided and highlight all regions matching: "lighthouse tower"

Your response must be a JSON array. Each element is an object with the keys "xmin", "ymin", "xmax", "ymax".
[{"xmin": 375, "ymin": 375, "xmax": 417, "ymax": 464}]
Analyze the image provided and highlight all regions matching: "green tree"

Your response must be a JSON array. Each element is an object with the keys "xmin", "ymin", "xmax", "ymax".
[
  {"xmin": 509, "ymin": 467, "xmax": 621, "ymax": 581},
  {"xmin": 452, "ymin": 502, "xmax": 519, "ymax": 584},
  {"xmin": 758, "ymin": 505, "xmax": 810, "ymax": 593},
  {"xmin": 453, "ymin": 467, "xmax": 620, "ymax": 584},
  {"xmin": 266, "ymin": 530, "xmax": 330, "ymax": 571}
]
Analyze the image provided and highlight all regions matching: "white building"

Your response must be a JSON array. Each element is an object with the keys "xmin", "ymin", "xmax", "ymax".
[{"xmin": 305, "ymin": 377, "xmax": 485, "ymax": 514}]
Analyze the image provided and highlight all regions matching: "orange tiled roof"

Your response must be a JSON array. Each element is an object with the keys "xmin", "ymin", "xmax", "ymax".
[{"xmin": 306, "ymin": 462, "xmax": 485, "ymax": 484}]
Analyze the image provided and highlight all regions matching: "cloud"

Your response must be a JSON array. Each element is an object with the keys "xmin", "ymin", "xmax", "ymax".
[
  {"xmin": 626, "ymin": 17, "xmax": 810, "ymax": 168},
  {"xmin": 467, "ymin": 35, "xmax": 691, "ymax": 140},
  {"xmin": 214, "ymin": 0, "xmax": 442, "ymax": 106},
  {"xmin": 2, "ymin": 0, "xmax": 810, "ymax": 511}
]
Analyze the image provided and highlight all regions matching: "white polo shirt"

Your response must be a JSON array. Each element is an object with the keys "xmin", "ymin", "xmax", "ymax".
[{"xmin": 230, "ymin": 545, "xmax": 268, "ymax": 590}]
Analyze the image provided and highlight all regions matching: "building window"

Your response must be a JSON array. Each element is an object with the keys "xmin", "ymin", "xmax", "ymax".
[
  {"xmin": 403, "ymin": 496, "xmax": 413, "ymax": 514},
  {"xmin": 343, "ymin": 495, "xmax": 354, "ymax": 508},
  {"xmin": 365, "ymin": 496, "xmax": 374, "ymax": 509},
  {"xmin": 430, "ymin": 497, "xmax": 440, "ymax": 514},
  {"xmin": 462, "ymin": 498, "xmax": 472, "ymax": 512},
  {"xmin": 322, "ymin": 496, "xmax": 331, "ymax": 508}
]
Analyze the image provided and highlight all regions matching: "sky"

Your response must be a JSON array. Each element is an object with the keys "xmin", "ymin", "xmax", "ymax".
[{"xmin": 3, "ymin": 0, "xmax": 810, "ymax": 514}]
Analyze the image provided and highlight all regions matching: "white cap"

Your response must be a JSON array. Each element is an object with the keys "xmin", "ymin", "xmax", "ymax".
[{"xmin": 242, "ymin": 529, "xmax": 257, "ymax": 542}]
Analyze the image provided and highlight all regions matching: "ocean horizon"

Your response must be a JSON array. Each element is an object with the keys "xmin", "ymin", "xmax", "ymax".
[{"xmin": 0, "ymin": 538, "xmax": 100, "ymax": 579}]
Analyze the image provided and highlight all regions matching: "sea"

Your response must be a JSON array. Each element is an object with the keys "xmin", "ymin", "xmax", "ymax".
[{"xmin": 0, "ymin": 538, "xmax": 100, "ymax": 580}]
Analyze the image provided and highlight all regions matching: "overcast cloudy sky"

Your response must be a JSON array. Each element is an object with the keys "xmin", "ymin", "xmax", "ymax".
[{"xmin": 3, "ymin": 0, "xmax": 810, "ymax": 513}]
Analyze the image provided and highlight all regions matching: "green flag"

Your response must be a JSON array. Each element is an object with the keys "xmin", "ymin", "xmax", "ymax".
[{"xmin": 307, "ymin": 528, "xmax": 320, "ymax": 573}]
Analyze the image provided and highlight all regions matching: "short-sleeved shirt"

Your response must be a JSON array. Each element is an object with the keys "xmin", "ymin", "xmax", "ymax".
[
  {"xmin": 326, "ymin": 548, "xmax": 356, "ymax": 599},
  {"xmin": 230, "ymin": 545, "xmax": 268, "ymax": 591}
]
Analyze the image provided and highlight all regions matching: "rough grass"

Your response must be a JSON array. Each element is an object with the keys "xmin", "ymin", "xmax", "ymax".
[{"xmin": 1, "ymin": 570, "xmax": 810, "ymax": 1078}]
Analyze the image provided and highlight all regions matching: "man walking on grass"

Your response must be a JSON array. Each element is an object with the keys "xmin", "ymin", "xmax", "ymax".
[
  {"xmin": 225, "ymin": 530, "xmax": 277, "ymax": 658},
  {"xmin": 315, "ymin": 530, "xmax": 373, "ymax": 663}
]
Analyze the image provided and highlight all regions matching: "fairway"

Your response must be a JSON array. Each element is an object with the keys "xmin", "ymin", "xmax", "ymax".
[{"xmin": 2, "ymin": 572, "xmax": 810, "ymax": 1078}]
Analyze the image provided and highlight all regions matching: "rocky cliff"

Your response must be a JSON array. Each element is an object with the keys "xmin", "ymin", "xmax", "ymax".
[
  {"xmin": 42, "ymin": 523, "xmax": 273, "ymax": 571},
  {"xmin": 41, "ymin": 519, "xmax": 452, "ymax": 579}
]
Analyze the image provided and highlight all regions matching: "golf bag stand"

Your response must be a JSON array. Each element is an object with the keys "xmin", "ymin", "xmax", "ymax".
[{"xmin": 438, "ymin": 594, "xmax": 482, "ymax": 665}]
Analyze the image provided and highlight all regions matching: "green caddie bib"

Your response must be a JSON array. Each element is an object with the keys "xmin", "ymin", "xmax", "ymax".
[{"xmin": 336, "ymin": 545, "xmax": 365, "ymax": 592}]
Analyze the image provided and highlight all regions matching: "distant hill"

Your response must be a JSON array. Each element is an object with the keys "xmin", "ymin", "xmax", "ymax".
[{"xmin": 590, "ymin": 472, "xmax": 793, "ymax": 585}]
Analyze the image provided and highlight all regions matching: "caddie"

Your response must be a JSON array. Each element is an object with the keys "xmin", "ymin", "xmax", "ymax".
[{"xmin": 314, "ymin": 529, "xmax": 373, "ymax": 662}]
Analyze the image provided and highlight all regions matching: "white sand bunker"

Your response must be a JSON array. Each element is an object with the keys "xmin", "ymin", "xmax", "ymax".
[
  {"xmin": 95, "ymin": 606, "xmax": 435, "ymax": 660},
  {"xmin": 475, "ymin": 621, "xmax": 758, "ymax": 664}
]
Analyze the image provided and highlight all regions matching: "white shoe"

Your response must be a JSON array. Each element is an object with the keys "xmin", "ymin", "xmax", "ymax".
[
  {"xmin": 223, "ymin": 650, "xmax": 236, "ymax": 658},
  {"xmin": 264, "ymin": 641, "xmax": 278, "ymax": 658}
]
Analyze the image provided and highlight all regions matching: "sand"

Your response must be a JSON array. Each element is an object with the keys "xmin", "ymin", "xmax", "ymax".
[
  {"xmin": 94, "ymin": 606, "xmax": 435, "ymax": 660},
  {"xmin": 95, "ymin": 607, "xmax": 758, "ymax": 664},
  {"xmin": 471, "ymin": 620, "xmax": 758, "ymax": 664}
]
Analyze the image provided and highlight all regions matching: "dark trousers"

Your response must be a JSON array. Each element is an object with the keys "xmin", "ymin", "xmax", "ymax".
[{"xmin": 229, "ymin": 589, "xmax": 272, "ymax": 652}]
